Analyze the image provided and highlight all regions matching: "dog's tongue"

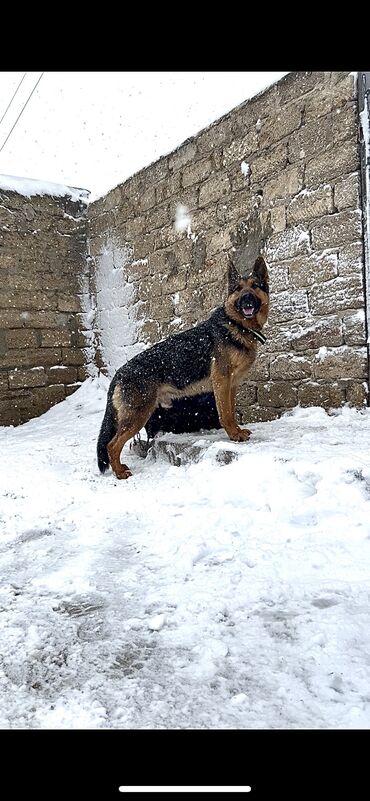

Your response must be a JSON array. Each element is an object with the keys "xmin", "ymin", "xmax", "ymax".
[{"xmin": 243, "ymin": 306, "xmax": 254, "ymax": 318}]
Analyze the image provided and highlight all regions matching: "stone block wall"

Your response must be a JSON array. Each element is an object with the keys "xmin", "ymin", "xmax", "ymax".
[
  {"xmin": 89, "ymin": 70, "xmax": 368, "ymax": 422},
  {"xmin": 0, "ymin": 186, "xmax": 90, "ymax": 425}
]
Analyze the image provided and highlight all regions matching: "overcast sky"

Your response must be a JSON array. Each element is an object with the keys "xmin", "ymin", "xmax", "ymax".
[{"xmin": 0, "ymin": 72, "xmax": 287, "ymax": 200}]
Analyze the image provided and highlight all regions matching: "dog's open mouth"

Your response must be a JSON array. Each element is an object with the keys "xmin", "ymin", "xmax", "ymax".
[
  {"xmin": 241, "ymin": 305, "xmax": 256, "ymax": 318},
  {"xmin": 238, "ymin": 292, "xmax": 261, "ymax": 319}
]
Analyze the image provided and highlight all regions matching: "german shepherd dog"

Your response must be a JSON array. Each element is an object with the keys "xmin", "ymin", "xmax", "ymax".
[{"xmin": 97, "ymin": 255, "xmax": 269, "ymax": 479}]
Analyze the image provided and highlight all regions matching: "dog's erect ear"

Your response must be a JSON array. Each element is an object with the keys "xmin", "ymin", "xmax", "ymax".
[
  {"xmin": 252, "ymin": 255, "xmax": 268, "ymax": 287},
  {"xmin": 227, "ymin": 253, "xmax": 240, "ymax": 295}
]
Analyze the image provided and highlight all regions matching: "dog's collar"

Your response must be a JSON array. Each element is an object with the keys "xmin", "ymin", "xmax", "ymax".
[
  {"xmin": 244, "ymin": 327, "xmax": 267, "ymax": 345},
  {"xmin": 229, "ymin": 318, "xmax": 267, "ymax": 345}
]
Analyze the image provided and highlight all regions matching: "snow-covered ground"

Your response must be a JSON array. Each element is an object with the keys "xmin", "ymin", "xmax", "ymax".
[{"xmin": 1, "ymin": 377, "xmax": 370, "ymax": 729}]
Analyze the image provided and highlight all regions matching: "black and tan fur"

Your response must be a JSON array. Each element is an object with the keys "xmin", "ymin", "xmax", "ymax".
[
  {"xmin": 97, "ymin": 255, "xmax": 269, "ymax": 479},
  {"xmin": 145, "ymin": 391, "xmax": 220, "ymax": 439}
]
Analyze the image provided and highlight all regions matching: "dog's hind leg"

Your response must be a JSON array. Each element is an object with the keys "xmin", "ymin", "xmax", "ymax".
[
  {"xmin": 107, "ymin": 428, "xmax": 133, "ymax": 479},
  {"xmin": 107, "ymin": 426, "xmax": 138, "ymax": 479},
  {"xmin": 107, "ymin": 385, "xmax": 157, "ymax": 479}
]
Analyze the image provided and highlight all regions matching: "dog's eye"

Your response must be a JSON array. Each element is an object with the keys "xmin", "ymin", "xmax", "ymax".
[{"xmin": 253, "ymin": 281, "xmax": 269, "ymax": 294}]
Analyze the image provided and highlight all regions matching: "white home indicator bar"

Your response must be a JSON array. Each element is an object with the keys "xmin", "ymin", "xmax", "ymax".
[{"xmin": 119, "ymin": 788, "xmax": 251, "ymax": 794}]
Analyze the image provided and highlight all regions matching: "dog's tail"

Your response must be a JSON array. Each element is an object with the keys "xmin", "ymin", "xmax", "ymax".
[{"xmin": 97, "ymin": 396, "xmax": 116, "ymax": 474}]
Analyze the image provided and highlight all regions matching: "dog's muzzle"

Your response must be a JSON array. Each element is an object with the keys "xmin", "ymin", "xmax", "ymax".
[{"xmin": 237, "ymin": 292, "xmax": 261, "ymax": 319}]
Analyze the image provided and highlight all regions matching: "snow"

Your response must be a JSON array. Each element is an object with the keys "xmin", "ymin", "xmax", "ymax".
[
  {"xmin": 1, "ymin": 378, "xmax": 370, "ymax": 729},
  {"xmin": 175, "ymin": 205, "xmax": 197, "ymax": 242},
  {"xmin": 317, "ymin": 346, "xmax": 328, "ymax": 362},
  {"xmin": 175, "ymin": 204, "xmax": 191, "ymax": 234},
  {"xmin": 148, "ymin": 614, "xmax": 166, "ymax": 632},
  {"xmin": 241, "ymin": 161, "xmax": 250, "ymax": 177},
  {"xmin": 93, "ymin": 239, "xmax": 145, "ymax": 376},
  {"xmin": 297, "ymin": 230, "xmax": 311, "ymax": 247},
  {"xmin": 295, "ymin": 184, "xmax": 331, "ymax": 199},
  {"xmin": 78, "ymin": 268, "xmax": 97, "ymax": 377},
  {"xmin": 0, "ymin": 173, "xmax": 89, "ymax": 203}
]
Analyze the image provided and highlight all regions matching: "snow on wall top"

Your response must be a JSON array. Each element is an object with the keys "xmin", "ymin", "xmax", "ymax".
[{"xmin": 0, "ymin": 173, "xmax": 90, "ymax": 204}]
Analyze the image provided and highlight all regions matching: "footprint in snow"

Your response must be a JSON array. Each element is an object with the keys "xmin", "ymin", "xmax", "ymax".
[{"xmin": 311, "ymin": 597, "xmax": 340, "ymax": 609}]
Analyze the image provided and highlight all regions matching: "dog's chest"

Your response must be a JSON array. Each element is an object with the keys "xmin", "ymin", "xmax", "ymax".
[{"xmin": 229, "ymin": 341, "xmax": 257, "ymax": 378}]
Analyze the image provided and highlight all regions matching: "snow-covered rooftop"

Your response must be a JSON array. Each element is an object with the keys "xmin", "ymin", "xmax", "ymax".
[{"xmin": 0, "ymin": 173, "xmax": 89, "ymax": 203}]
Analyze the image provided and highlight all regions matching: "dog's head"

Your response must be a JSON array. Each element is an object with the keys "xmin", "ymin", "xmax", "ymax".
[{"xmin": 225, "ymin": 254, "xmax": 269, "ymax": 328}]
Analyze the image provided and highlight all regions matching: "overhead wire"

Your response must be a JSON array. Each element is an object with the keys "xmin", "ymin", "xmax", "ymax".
[
  {"xmin": 0, "ymin": 72, "xmax": 44, "ymax": 155},
  {"xmin": 0, "ymin": 72, "xmax": 27, "ymax": 129}
]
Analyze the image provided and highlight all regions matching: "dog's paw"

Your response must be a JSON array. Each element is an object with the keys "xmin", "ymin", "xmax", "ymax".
[
  {"xmin": 229, "ymin": 427, "xmax": 251, "ymax": 442},
  {"xmin": 115, "ymin": 467, "xmax": 133, "ymax": 480}
]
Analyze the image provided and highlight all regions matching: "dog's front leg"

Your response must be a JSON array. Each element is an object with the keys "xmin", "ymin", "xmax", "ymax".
[{"xmin": 211, "ymin": 362, "xmax": 250, "ymax": 442}]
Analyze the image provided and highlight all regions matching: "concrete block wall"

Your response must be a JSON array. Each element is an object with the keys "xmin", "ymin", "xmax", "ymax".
[
  {"xmin": 0, "ymin": 186, "xmax": 90, "ymax": 425},
  {"xmin": 88, "ymin": 71, "xmax": 368, "ymax": 423}
]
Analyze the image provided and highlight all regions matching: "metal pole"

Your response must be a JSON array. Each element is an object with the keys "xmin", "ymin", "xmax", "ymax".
[{"xmin": 358, "ymin": 71, "xmax": 370, "ymax": 404}]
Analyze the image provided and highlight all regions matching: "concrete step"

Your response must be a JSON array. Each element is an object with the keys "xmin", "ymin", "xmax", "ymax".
[{"xmin": 130, "ymin": 429, "xmax": 248, "ymax": 467}]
